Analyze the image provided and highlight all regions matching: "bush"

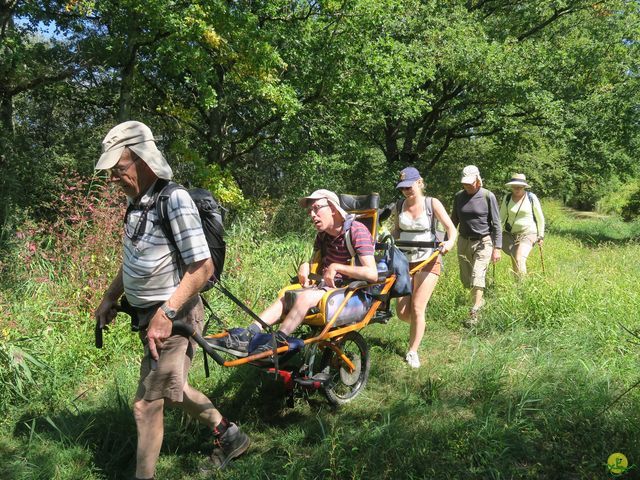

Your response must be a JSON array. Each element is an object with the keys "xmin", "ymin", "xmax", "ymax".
[
  {"xmin": 2, "ymin": 172, "xmax": 124, "ymax": 314},
  {"xmin": 620, "ymin": 186, "xmax": 640, "ymax": 221},
  {"xmin": 596, "ymin": 177, "xmax": 640, "ymax": 218}
]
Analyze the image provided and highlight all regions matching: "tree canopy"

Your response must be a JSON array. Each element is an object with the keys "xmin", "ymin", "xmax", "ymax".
[{"xmin": 1, "ymin": 0, "xmax": 639, "ymax": 225}]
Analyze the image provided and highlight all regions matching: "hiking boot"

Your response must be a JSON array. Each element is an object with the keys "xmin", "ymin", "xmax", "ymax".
[
  {"xmin": 405, "ymin": 351, "xmax": 421, "ymax": 368},
  {"xmin": 207, "ymin": 328, "xmax": 253, "ymax": 356},
  {"xmin": 209, "ymin": 423, "xmax": 250, "ymax": 470},
  {"xmin": 250, "ymin": 331, "xmax": 290, "ymax": 355},
  {"xmin": 463, "ymin": 307, "xmax": 480, "ymax": 328}
]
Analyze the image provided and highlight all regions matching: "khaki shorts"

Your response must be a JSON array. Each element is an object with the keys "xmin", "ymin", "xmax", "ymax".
[
  {"xmin": 135, "ymin": 296, "xmax": 203, "ymax": 402},
  {"xmin": 457, "ymin": 235, "xmax": 493, "ymax": 289},
  {"xmin": 502, "ymin": 231, "xmax": 537, "ymax": 259}
]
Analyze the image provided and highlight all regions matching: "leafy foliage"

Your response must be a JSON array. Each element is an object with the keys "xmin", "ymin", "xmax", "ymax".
[{"xmin": 2, "ymin": 0, "xmax": 639, "ymax": 227}]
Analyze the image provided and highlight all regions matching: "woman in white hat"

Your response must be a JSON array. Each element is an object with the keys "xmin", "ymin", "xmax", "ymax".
[
  {"xmin": 499, "ymin": 173, "xmax": 545, "ymax": 277},
  {"xmin": 451, "ymin": 165, "xmax": 502, "ymax": 326}
]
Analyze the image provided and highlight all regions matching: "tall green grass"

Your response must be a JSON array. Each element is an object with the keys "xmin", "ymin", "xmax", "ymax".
[{"xmin": 2, "ymin": 198, "xmax": 640, "ymax": 479}]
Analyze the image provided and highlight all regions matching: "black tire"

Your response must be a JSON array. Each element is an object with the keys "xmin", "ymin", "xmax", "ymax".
[{"xmin": 320, "ymin": 331, "xmax": 370, "ymax": 406}]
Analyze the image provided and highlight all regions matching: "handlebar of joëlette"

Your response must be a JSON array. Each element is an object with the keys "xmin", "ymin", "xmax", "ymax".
[
  {"xmin": 94, "ymin": 303, "xmax": 131, "ymax": 349},
  {"xmin": 95, "ymin": 305, "xmax": 226, "ymax": 366}
]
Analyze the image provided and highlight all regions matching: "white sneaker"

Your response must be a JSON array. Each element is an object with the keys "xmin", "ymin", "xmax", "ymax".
[{"xmin": 405, "ymin": 351, "xmax": 421, "ymax": 368}]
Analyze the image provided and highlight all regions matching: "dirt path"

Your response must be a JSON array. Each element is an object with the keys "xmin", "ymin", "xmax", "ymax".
[{"xmin": 560, "ymin": 207, "xmax": 610, "ymax": 220}]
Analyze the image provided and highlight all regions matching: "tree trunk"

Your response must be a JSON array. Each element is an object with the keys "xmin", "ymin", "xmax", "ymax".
[
  {"xmin": 117, "ymin": 44, "xmax": 138, "ymax": 122},
  {"xmin": 206, "ymin": 110, "xmax": 224, "ymax": 166},
  {"xmin": 205, "ymin": 65, "xmax": 226, "ymax": 166},
  {"xmin": 0, "ymin": 91, "xmax": 14, "ymax": 140},
  {"xmin": 383, "ymin": 118, "xmax": 399, "ymax": 165}
]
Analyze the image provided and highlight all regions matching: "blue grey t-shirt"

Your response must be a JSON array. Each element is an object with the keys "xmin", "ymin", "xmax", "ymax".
[{"xmin": 451, "ymin": 188, "xmax": 502, "ymax": 248}]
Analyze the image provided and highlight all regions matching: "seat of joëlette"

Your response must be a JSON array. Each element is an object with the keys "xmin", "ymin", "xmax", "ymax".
[{"xmin": 285, "ymin": 281, "xmax": 389, "ymax": 328}]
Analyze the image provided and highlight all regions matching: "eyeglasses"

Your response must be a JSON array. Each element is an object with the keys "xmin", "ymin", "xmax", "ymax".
[
  {"xmin": 307, "ymin": 204, "xmax": 330, "ymax": 215},
  {"xmin": 108, "ymin": 156, "xmax": 138, "ymax": 177},
  {"xmin": 400, "ymin": 186, "xmax": 413, "ymax": 191}
]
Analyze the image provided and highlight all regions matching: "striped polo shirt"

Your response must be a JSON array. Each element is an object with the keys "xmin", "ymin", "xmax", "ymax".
[
  {"xmin": 313, "ymin": 220, "xmax": 374, "ymax": 280},
  {"xmin": 122, "ymin": 182, "xmax": 210, "ymax": 308}
]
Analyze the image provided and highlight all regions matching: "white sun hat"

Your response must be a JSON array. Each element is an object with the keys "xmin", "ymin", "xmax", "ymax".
[
  {"xmin": 505, "ymin": 173, "xmax": 530, "ymax": 188},
  {"xmin": 299, "ymin": 189, "xmax": 348, "ymax": 220}
]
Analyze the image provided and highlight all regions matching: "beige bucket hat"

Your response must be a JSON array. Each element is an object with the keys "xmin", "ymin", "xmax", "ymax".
[
  {"xmin": 95, "ymin": 121, "xmax": 173, "ymax": 180},
  {"xmin": 505, "ymin": 173, "xmax": 530, "ymax": 188}
]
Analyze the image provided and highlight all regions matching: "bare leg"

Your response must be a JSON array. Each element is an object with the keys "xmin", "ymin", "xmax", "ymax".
[
  {"xmin": 177, "ymin": 383, "xmax": 223, "ymax": 428},
  {"xmin": 252, "ymin": 297, "xmax": 286, "ymax": 330},
  {"xmin": 510, "ymin": 255, "xmax": 519, "ymax": 275},
  {"xmin": 515, "ymin": 242, "xmax": 534, "ymax": 275},
  {"xmin": 471, "ymin": 287, "xmax": 484, "ymax": 310},
  {"xmin": 395, "ymin": 296, "xmax": 411, "ymax": 323},
  {"xmin": 278, "ymin": 289, "xmax": 325, "ymax": 335},
  {"xmin": 134, "ymin": 397, "xmax": 165, "ymax": 479},
  {"xmin": 407, "ymin": 271, "xmax": 439, "ymax": 352}
]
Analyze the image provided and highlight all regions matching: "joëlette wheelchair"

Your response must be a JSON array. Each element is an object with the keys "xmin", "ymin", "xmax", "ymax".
[
  {"xmin": 100, "ymin": 193, "xmax": 441, "ymax": 407},
  {"xmin": 189, "ymin": 193, "xmax": 441, "ymax": 407}
]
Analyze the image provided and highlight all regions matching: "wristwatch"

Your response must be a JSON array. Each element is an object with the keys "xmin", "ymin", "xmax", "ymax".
[{"xmin": 160, "ymin": 303, "xmax": 177, "ymax": 320}]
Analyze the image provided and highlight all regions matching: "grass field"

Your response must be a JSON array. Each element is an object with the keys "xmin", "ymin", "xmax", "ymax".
[{"xmin": 2, "ymin": 199, "xmax": 640, "ymax": 479}]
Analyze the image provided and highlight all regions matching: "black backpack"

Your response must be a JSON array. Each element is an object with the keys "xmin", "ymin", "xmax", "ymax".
[{"xmin": 156, "ymin": 181, "xmax": 226, "ymax": 291}]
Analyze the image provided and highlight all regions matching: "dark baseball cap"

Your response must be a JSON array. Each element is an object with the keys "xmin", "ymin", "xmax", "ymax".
[{"xmin": 396, "ymin": 167, "xmax": 422, "ymax": 188}]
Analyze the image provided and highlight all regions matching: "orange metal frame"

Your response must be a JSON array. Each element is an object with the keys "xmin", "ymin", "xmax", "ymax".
[{"xmin": 205, "ymin": 248, "xmax": 441, "ymax": 368}]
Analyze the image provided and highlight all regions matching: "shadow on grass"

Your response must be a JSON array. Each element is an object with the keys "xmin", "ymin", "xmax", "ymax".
[
  {"xmin": 7, "ymin": 340, "xmax": 640, "ymax": 480},
  {"xmin": 0, "ymin": 360, "xmax": 300, "ymax": 480},
  {"xmin": 4, "ymin": 354, "xmax": 330, "ymax": 480},
  {"xmin": 310, "ymin": 368, "xmax": 640, "ymax": 479},
  {"xmin": 551, "ymin": 227, "xmax": 639, "ymax": 247}
]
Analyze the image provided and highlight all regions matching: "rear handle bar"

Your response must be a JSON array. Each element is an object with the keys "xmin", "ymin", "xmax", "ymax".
[{"xmin": 95, "ymin": 307, "xmax": 226, "ymax": 366}]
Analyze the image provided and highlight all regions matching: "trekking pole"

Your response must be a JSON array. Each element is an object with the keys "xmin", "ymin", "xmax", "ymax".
[
  {"xmin": 538, "ymin": 241, "xmax": 546, "ymax": 275},
  {"xmin": 492, "ymin": 262, "xmax": 496, "ymax": 288}
]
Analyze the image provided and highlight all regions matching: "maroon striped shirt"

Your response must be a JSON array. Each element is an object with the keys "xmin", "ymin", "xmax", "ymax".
[{"xmin": 313, "ymin": 220, "xmax": 374, "ymax": 279}]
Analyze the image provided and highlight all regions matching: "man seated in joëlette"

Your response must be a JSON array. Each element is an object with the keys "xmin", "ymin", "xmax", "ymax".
[{"xmin": 211, "ymin": 189, "xmax": 378, "ymax": 355}]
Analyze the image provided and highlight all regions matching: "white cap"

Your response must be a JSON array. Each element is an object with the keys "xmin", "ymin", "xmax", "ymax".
[
  {"xmin": 299, "ymin": 189, "xmax": 348, "ymax": 219},
  {"xmin": 461, "ymin": 165, "xmax": 481, "ymax": 185}
]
